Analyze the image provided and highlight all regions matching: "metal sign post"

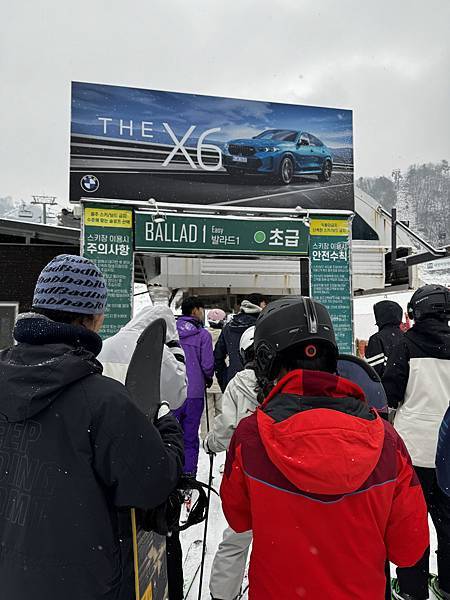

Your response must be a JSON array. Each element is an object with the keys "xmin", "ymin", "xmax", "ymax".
[{"xmin": 81, "ymin": 200, "xmax": 354, "ymax": 353}]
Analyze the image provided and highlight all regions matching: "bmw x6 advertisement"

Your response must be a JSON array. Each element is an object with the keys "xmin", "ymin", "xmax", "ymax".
[{"xmin": 70, "ymin": 82, "xmax": 354, "ymax": 210}]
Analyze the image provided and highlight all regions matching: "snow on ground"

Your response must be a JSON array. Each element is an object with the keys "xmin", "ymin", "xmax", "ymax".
[
  {"xmin": 181, "ymin": 450, "xmax": 233, "ymax": 600},
  {"xmin": 181, "ymin": 446, "xmax": 438, "ymax": 599}
]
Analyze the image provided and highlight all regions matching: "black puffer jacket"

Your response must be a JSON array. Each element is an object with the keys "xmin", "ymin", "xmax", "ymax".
[
  {"xmin": 366, "ymin": 301, "xmax": 403, "ymax": 377},
  {"xmin": 0, "ymin": 314, "xmax": 183, "ymax": 600},
  {"xmin": 214, "ymin": 312, "xmax": 258, "ymax": 392}
]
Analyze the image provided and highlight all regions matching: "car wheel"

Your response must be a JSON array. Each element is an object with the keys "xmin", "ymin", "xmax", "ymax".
[
  {"xmin": 278, "ymin": 156, "xmax": 294, "ymax": 185},
  {"xmin": 318, "ymin": 160, "xmax": 332, "ymax": 182}
]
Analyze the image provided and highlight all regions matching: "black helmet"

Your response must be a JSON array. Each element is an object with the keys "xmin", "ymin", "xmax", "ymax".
[
  {"xmin": 407, "ymin": 285, "xmax": 450, "ymax": 321},
  {"xmin": 254, "ymin": 296, "xmax": 338, "ymax": 381}
]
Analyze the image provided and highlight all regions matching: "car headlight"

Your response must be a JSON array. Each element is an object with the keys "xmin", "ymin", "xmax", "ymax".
[
  {"xmin": 223, "ymin": 143, "xmax": 229, "ymax": 152},
  {"xmin": 257, "ymin": 146, "xmax": 278, "ymax": 153}
]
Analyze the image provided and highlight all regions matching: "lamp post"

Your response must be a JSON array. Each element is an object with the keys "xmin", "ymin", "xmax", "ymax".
[{"xmin": 31, "ymin": 195, "xmax": 57, "ymax": 224}]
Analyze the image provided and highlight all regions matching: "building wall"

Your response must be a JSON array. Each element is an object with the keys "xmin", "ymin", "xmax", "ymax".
[{"xmin": 0, "ymin": 245, "xmax": 76, "ymax": 312}]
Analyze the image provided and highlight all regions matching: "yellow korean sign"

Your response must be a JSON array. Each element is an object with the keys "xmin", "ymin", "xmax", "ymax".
[
  {"xmin": 310, "ymin": 219, "xmax": 349, "ymax": 237},
  {"xmin": 84, "ymin": 207, "xmax": 133, "ymax": 228}
]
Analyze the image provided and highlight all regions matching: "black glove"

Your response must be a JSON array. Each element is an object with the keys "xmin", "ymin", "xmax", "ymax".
[
  {"xmin": 138, "ymin": 474, "xmax": 217, "ymax": 535},
  {"xmin": 138, "ymin": 489, "xmax": 183, "ymax": 536}
]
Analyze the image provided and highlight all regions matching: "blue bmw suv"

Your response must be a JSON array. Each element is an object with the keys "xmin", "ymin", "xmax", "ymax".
[{"xmin": 222, "ymin": 129, "xmax": 333, "ymax": 185}]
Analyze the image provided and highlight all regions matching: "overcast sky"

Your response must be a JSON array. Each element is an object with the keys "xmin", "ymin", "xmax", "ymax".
[{"xmin": 1, "ymin": 0, "xmax": 449, "ymax": 203}]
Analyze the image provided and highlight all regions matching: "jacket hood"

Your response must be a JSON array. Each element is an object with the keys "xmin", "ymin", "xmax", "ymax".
[
  {"xmin": 0, "ymin": 314, "xmax": 102, "ymax": 422},
  {"xmin": 120, "ymin": 304, "xmax": 179, "ymax": 343},
  {"xmin": 233, "ymin": 368, "xmax": 259, "ymax": 407},
  {"xmin": 407, "ymin": 318, "xmax": 450, "ymax": 359},
  {"xmin": 99, "ymin": 305, "xmax": 181, "ymax": 366},
  {"xmin": 177, "ymin": 315, "xmax": 203, "ymax": 339},
  {"xmin": 229, "ymin": 312, "xmax": 258, "ymax": 331},
  {"xmin": 240, "ymin": 300, "xmax": 262, "ymax": 315},
  {"xmin": 257, "ymin": 369, "xmax": 384, "ymax": 495},
  {"xmin": 374, "ymin": 300, "xmax": 403, "ymax": 328}
]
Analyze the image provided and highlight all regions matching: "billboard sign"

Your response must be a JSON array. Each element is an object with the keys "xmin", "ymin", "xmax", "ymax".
[{"xmin": 70, "ymin": 82, "xmax": 354, "ymax": 210}]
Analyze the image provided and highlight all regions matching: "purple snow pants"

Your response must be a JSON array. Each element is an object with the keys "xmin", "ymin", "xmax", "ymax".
[{"xmin": 173, "ymin": 397, "xmax": 204, "ymax": 475}]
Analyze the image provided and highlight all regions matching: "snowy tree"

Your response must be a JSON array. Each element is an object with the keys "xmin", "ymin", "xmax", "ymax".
[{"xmin": 359, "ymin": 160, "xmax": 449, "ymax": 247}]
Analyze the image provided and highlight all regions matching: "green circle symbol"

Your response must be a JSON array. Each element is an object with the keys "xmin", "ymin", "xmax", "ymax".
[{"xmin": 254, "ymin": 231, "xmax": 266, "ymax": 244}]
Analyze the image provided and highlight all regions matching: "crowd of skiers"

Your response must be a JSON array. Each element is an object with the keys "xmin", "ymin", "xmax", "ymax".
[{"xmin": 0, "ymin": 253, "xmax": 449, "ymax": 600}]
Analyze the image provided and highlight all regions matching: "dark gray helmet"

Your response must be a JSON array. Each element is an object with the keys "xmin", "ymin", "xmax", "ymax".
[
  {"xmin": 254, "ymin": 296, "xmax": 338, "ymax": 380},
  {"xmin": 407, "ymin": 285, "xmax": 450, "ymax": 321}
]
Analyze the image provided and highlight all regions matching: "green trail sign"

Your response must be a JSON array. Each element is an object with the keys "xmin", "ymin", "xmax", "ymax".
[
  {"xmin": 135, "ymin": 213, "xmax": 309, "ymax": 256},
  {"xmin": 82, "ymin": 205, "xmax": 134, "ymax": 339},
  {"xmin": 310, "ymin": 218, "xmax": 353, "ymax": 353},
  {"xmin": 82, "ymin": 202, "xmax": 353, "ymax": 352}
]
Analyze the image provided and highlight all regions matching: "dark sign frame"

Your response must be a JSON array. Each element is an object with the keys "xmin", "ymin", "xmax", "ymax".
[{"xmin": 81, "ymin": 200, "xmax": 354, "ymax": 353}]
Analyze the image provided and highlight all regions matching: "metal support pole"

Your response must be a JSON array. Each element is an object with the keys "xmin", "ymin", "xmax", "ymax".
[
  {"xmin": 31, "ymin": 195, "xmax": 56, "ymax": 225},
  {"xmin": 378, "ymin": 205, "xmax": 446, "ymax": 258},
  {"xmin": 299, "ymin": 258, "xmax": 302, "ymax": 296},
  {"xmin": 391, "ymin": 207, "xmax": 397, "ymax": 265}
]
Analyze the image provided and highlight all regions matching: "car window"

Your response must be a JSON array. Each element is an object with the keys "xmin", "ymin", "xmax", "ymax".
[
  {"xmin": 283, "ymin": 131, "xmax": 297, "ymax": 142},
  {"xmin": 255, "ymin": 130, "xmax": 297, "ymax": 141},
  {"xmin": 309, "ymin": 134, "xmax": 323, "ymax": 147},
  {"xmin": 299, "ymin": 133, "xmax": 310, "ymax": 145}
]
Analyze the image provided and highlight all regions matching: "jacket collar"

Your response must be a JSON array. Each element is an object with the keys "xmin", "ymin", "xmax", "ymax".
[
  {"xmin": 262, "ymin": 369, "xmax": 366, "ymax": 407},
  {"xmin": 179, "ymin": 315, "xmax": 202, "ymax": 327},
  {"xmin": 14, "ymin": 313, "xmax": 103, "ymax": 357}
]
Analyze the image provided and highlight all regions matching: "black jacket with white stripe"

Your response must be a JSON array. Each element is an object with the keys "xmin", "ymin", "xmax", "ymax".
[
  {"xmin": 366, "ymin": 324, "xmax": 404, "ymax": 377},
  {"xmin": 382, "ymin": 317, "xmax": 450, "ymax": 468}
]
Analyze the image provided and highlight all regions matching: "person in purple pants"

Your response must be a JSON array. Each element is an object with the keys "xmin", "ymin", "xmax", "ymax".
[{"xmin": 175, "ymin": 297, "xmax": 214, "ymax": 476}]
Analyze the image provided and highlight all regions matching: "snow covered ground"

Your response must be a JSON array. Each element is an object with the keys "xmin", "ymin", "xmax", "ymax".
[
  {"xmin": 181, "ymin": 450, "xmax": 245, "ymax": 600},
  {"xmin": 181, "ymin": 447, "xmax": 438, "ymax": 599}
]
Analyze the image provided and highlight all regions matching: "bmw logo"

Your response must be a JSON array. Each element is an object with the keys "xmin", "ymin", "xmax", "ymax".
[{"xmin": 80, "ymin": 174, "xmax": 99, "ymax": 193}]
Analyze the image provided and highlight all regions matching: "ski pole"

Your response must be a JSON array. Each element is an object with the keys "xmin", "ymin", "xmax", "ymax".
[
  {"xmin": 197, "ymin": 452, "xmax": 213, "ymax": 600},
  {"xmin": 197, "ymin": 387, "xmax": 214, "ymax": 600}
]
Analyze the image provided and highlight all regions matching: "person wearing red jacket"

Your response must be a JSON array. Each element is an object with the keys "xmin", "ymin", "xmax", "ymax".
[{"xmin": 220, "ymin": 297, "xmax": 429, "ymax": 600}]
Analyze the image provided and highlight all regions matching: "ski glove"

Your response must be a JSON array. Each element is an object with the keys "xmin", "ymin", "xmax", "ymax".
[{"xmin": 138, "ymin": 490, "xmax": 183, "ymax": 536}]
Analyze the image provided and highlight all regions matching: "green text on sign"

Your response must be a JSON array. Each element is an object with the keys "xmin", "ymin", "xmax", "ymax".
[{"xmin": 135, "ymin": 214, "xmax": 309, "ymax": 256}]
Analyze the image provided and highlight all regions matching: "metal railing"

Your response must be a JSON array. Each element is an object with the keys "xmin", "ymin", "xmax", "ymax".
[{"xmin": 376, "ymin": 204, "xmax": 447, "ymax": 258}]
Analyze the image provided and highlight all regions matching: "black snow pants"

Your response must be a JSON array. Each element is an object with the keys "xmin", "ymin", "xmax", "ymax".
[
  {"xmin": 397, "ymin": 466, "xmax": 450, "ymax": 598},
  {"xmin": 166, "ymin": 530, "xmax": 184, "ymax": 600}
]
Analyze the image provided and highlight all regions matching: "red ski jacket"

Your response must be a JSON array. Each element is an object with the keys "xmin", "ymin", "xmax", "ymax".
[{"xmin": 220, "ymin": 369, "xmax": 429, "ymax": 600}]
